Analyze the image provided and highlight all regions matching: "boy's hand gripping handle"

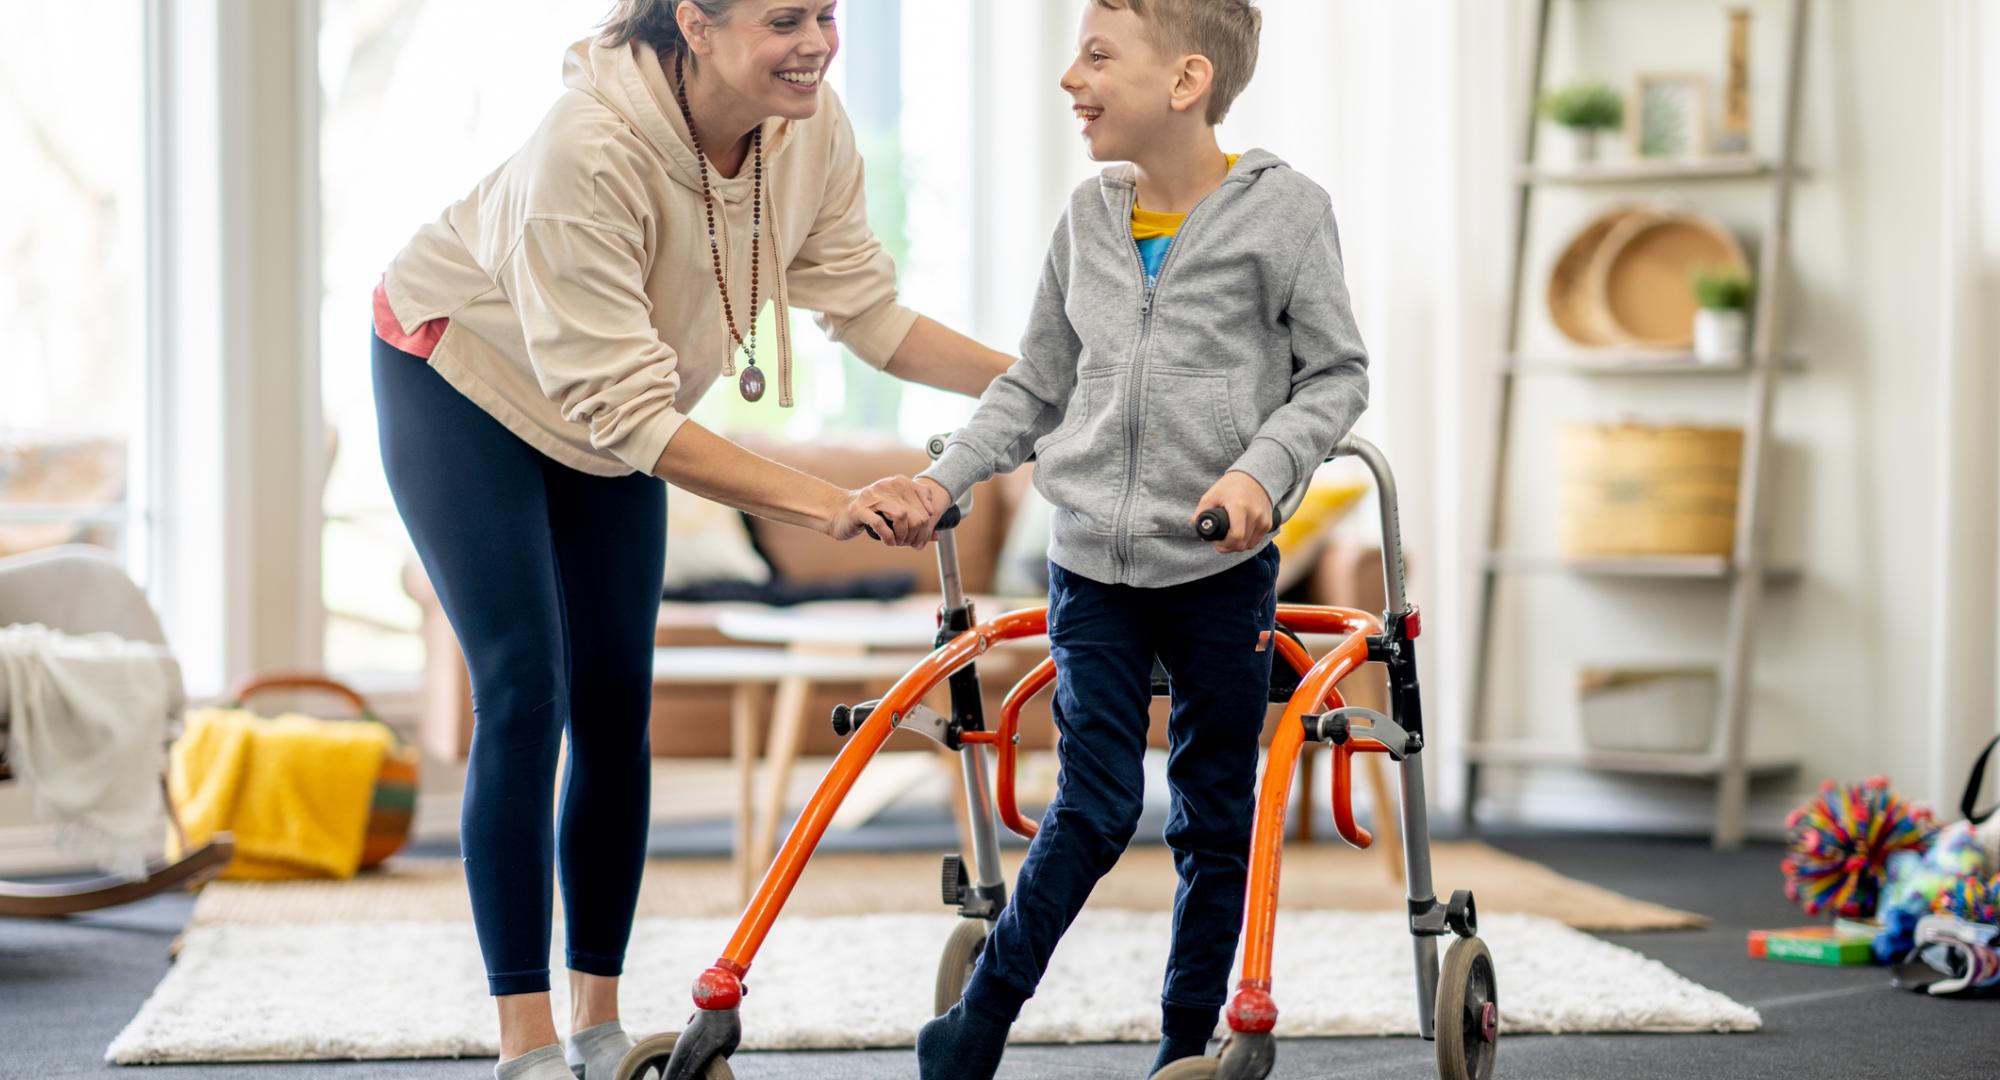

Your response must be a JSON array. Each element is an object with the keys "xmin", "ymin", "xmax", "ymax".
[{"xmin": 1195, "ymin": 506, "xmax": 1231, "ymax": 543}]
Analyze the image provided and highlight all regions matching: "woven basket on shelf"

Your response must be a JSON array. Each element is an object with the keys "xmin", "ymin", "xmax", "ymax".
[{"xmin": 1557, "ymin": 423, "xmax": 1743, "ymax": 557}]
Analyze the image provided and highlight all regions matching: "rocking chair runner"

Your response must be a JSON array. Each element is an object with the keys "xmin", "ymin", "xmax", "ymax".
[{"xmin": 0, "ymin": 544, "xmax": 233, "ymax": 917}]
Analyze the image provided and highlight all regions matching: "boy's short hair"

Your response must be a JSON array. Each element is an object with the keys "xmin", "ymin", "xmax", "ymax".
[{"xmin": 1091, "ymin": 0, "xmax": 1262, "ymax": 124}]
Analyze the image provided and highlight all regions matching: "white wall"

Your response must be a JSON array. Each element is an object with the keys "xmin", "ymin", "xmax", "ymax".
[
  {"xmin": 1479, "ymin": 0, "xmax": 1993, "ymax": 834},
  {"xmin": 1931, "ymin": 0, "xmax": 2000, "ymax": 812}
]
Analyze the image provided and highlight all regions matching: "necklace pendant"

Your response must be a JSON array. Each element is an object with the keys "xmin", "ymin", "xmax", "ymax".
[{"xmin": 739, "ymin": 363, "xmax": 766, "ymax": 402}]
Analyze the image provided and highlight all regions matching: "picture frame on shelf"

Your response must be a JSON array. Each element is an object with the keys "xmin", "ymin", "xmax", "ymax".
[
  {"xmin": 1717, "ymin": 8, "xmax": 1753, "ymax": 154},
  {"xmin": 1631, "ymin": 72, "xmax": 1710, "ymax": 160}
]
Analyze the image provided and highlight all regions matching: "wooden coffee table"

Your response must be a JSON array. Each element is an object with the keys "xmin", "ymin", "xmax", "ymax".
[
  {"xmin": 651, "ymin": 645, "xmax": 924, "ymax": 901},
  {"xmin": 714, "ymin": 600, "xmax": 1045, "ymax": 869}
]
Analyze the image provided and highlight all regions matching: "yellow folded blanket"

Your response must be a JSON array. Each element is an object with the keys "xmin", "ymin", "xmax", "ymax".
[{"xmin": 167, "ymin": 707, "xmax": 393, "ymax": 880}]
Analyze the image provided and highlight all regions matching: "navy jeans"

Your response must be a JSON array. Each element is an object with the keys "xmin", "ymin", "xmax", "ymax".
[
  {"xmin": 373, "ymin": 332, "xmax": 664, "ymax": 996},
  {"xmin": 965, "ymin": 545, "xmax": 1280, "ymax": 1030}
]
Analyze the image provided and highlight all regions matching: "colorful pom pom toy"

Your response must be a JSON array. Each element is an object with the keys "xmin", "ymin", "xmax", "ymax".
[{"xmin": 1782, "ymin": 776, "xmax": 1938, "ymax": 918}]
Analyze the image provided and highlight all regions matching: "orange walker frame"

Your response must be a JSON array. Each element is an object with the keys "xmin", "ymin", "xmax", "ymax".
[{"xmin": 651, "ymin": 435, "xmax": 1497, "ymax": 1080}]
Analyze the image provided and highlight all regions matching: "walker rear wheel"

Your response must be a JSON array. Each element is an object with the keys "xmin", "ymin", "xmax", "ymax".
[
  {"xmin": 613, "ymin": 1031, "xmax": 734, "ymax": 1080},
  {"xmin": 934, "ymin": 918, "xmax": 991, "ymax": 1015},
  {"xmin": 1434, "ymin": 936, "xmax": 1498, "ymax": 1080}
]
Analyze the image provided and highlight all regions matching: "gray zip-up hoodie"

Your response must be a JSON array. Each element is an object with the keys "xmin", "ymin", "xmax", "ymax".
[{"xmin": 920, "ymin": 150, "xmax": 1369, "ymax": 588}]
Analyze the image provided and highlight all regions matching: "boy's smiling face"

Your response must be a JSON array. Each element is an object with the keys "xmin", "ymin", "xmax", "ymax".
[{"xmin": 1060, "ymin": 4, "xmax": 1182, "ymax": 163}]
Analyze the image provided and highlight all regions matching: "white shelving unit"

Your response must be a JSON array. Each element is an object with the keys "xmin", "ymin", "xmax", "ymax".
[{"xmin": 1463, "ymin": 0, "xmax": 1813, "ymax": 848}]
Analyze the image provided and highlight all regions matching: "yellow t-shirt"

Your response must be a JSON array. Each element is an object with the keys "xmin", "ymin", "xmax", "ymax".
[{"xmin": 1131, "ymin": 154, "xmax": 1240, "ymax": 283}]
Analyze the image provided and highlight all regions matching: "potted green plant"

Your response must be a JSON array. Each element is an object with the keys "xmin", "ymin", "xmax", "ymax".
[
  {"xmin": 1538, "ymin": 81, "xmax": 1624, "ymax": 164},
  {"xmin": 1691, "ymin": 265, "xmax": 1755, "ymax": 362}
]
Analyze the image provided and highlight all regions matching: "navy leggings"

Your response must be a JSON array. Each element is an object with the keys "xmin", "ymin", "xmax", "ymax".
[
  {"xmin": 373, "ymin": 333, "xmax": 665, "ymax": 996},
  {"xmin": 964, "ymin": 545, "xmax": 1280, "ymax": 1032}
]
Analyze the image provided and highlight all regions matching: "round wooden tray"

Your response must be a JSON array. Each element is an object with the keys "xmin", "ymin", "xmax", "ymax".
[
  {"xmin": 1589, "ymin": 211, "xmax": 1746, "ymax": 350},
  {"xmin": 1545, "ymin": 207, "xmax": 1655, "ymax": 347}
]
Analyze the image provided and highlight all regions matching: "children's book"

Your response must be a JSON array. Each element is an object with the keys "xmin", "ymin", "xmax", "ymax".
[{"xmin": 1747, "ymin": 924, "xmax": 1876, "ymax": 966}]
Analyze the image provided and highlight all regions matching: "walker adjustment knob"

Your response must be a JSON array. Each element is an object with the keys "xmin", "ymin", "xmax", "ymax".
[{"xmin": 830, "ymin": 699, "xmax": 877, "ymax": 738}]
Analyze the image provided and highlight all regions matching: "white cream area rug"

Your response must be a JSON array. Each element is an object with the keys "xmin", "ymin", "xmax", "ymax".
[{"xmin": 108, "ymin": 910, "xmax": 1758, "ymax": 1064}]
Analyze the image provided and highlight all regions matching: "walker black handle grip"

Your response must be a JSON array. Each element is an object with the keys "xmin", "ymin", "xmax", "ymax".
[
  {"xmin": 861, "ymin": 504, "xmax": 963, "ymax": 541},
  {"xmin": 1196, "ymin": 507, "xmax": 1230, "ymax": 542}
]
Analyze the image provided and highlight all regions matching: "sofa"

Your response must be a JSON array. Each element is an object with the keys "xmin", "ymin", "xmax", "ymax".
[{"xmin": 407, "ymin": 435, "xmax": 1391, "ymax": 766}]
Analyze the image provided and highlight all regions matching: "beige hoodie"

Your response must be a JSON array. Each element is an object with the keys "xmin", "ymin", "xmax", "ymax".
[{"xmin": 380, "ymin": 38, "xmax": 918, "ymax": 478}]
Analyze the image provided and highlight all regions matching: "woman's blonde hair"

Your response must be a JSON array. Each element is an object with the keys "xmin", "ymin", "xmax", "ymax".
[{"xmin": 599, "ymin": 0, "xmax": 739, "ymax": 58}]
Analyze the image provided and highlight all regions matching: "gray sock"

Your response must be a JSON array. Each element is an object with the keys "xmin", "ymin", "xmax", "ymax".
[
  {"xmin": 496, "ymin": 1044, "xmax": 574, "ymax": 1080},
  {"xmin": 565, "ymin": 1020, "xmax": 634, "ymax": 1079}
]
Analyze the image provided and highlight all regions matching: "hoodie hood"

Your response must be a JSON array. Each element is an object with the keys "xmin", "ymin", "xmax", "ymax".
[
  {"xmin": 1095, "ymin": 148, "xmax": 1290, "ymax": 207},
  {"xmin": 562, "ymin": 37, "xmax": 803, "ymax": 204},
  {"xmin": 560, "ymin": 36, "xmax": 809, "ymax": 401}
]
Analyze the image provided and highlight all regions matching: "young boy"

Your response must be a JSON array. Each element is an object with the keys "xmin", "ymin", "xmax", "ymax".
[{"xmin": 903, "ymin": 1, "xmax": 1367, "ymax": 1076}]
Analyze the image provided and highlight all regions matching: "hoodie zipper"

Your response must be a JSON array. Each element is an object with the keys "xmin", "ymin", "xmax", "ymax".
[{"xmin": 1114, "ymin": 177, "xmax": 1226, "ymax": 581}]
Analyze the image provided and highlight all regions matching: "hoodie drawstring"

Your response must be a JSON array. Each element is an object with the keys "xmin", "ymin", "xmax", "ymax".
[{"xmin": 767, "ymin": 207, "xmax": 795, "ymax": 408}]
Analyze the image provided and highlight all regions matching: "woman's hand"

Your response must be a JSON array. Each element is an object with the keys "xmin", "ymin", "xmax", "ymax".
[
  {"xmin": 1192, "ymin": 471, "xmax": 1275, "ymax": 554},
  {"xmin": 829, "ymin": 476, "xmax": 936, "ymax": 546}
]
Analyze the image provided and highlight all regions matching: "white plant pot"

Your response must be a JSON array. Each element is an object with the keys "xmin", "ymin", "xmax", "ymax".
[
  {"xmin": 1694, "ymin": 307, "xmax": 1748, "ymax": 363},
  {"xmin": 1568, "ymin": 127, "xmax": 1600, "ymax": 165}
]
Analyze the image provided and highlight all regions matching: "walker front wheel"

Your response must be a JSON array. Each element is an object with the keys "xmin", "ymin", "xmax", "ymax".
[
  {"xmin": 1151, "ymin": 1032, "xmax": 1274, "ymax": 1080},
  {"xmin": 1434, "ymin": 936, "xmax": 1498, "ymax": 1080},
  {"xmin": 614, "ymin": 1032, "xmax": 734, "ymax": 1080},
  {"xmin": 1150, "ymin": 1055, "xmax": 1219, "ymax": 1078},
  {"xmin": 934, "ymin": 918, "xmax": 991, "ymax": 1015}
]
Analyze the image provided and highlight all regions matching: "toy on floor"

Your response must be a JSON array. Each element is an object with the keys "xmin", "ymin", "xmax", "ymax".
[
  {"xmin": 1781, "ymin": 777, "xmax": 1937, "ymax": 918},
  {"xmin": 1868, "ymin": 735, "xmax": 2000, "ymax": 963},
  {"xmin": 1934, "ymin": 873, "xmax": 2000, "ymax": 925},
  {"xmin": 1871, "ymin": 820, "xmax": 1992, "ymax": 963},
  {"xmin": 1890, "ymin": 914, "xmax": 2000, "ymax": 997}
]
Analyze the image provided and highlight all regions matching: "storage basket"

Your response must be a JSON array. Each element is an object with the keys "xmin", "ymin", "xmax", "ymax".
[
  {"xmin": 1558, "ymin": 423, "xmax": 1743, "ymax": 557},
  {"xmin": 1577, "ymin": 666, "xmax": 1718, "ymax": 754}
]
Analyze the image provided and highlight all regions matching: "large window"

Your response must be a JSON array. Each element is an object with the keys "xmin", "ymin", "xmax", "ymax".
[
  {"xmin": 0, "ymin": 3, "xmax": 150, "ymax": 573},
  {"xmin": 319, "ymin": 0, "xmax": 976, "ymax": 674}
]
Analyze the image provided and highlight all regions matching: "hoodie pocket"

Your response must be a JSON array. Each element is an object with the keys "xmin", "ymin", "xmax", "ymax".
[
  {"xmin": 1032, "ymin": 370, "xmax": 1127, "ymax": 536},
  {"xmin": 1132, "ymin": 367, "xmax": 1244, "ymax": 537}
]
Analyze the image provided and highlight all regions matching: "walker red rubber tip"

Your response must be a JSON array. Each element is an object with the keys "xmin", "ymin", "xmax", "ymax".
[
  {"xmin": 691, "ymin": 965, "xmax": 743, "ymax": 1010},
  {"xmin": 1226, "ymin": 984, "xmax": 1279, "ymax": 1034}
]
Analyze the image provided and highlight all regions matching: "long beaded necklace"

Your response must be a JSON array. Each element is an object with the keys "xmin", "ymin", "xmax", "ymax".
[{"xmin": 674, "ymin": 50, "xmax": 767, "ymax": 402}]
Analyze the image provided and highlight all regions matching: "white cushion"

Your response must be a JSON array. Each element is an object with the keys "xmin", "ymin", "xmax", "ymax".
[{"xmin": 662, "ymin": 485, "xmax": 774, "ymax": 589}]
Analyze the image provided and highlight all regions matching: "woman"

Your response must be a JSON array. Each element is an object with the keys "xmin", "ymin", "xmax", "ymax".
[{"xmin": 370, "ymin": 2, "xmax": 1008, "ymax": 1076}]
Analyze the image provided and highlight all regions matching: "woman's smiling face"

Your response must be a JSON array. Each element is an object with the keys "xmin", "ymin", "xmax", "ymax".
[{"xmin": 693, "ymin": 0, "xmax": 839, "ymax": 122}]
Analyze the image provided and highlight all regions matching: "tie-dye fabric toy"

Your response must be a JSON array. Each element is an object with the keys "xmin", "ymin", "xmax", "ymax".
[{"xmin": 1872, "ymin": 821, "xmax": 1991, "ymax": 963}]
